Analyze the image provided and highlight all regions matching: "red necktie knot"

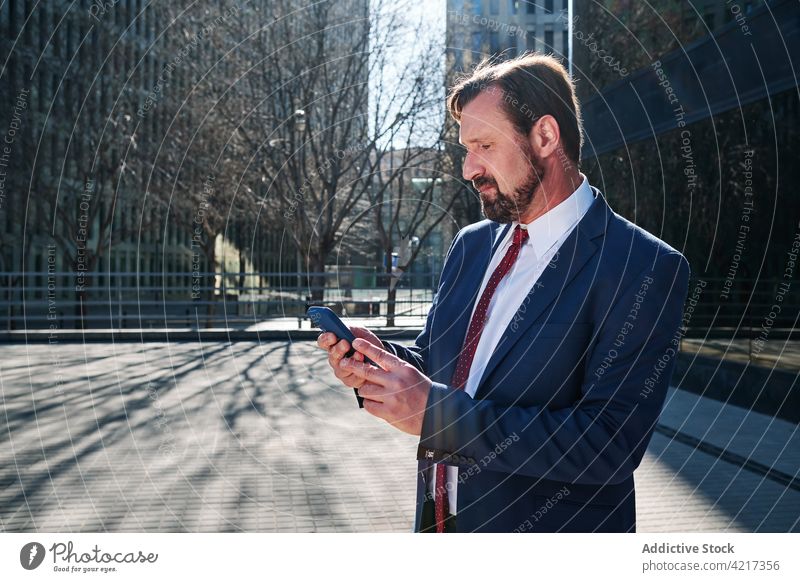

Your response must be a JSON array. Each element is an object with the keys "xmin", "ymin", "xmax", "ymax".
[{"xmin": 513, "ymin": 224, "xmax": 529, "ymax": 246}]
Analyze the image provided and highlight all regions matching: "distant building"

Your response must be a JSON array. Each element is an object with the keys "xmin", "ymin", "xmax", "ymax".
[
  {"xmin": 446, "ymin": 0, "xmax": 570, "ymax": 73},
  {"xmin": 572, "ymin": 0, "xmax": 798, "ymax": 332},
  {"xmin": 0, "ymin": 0, "xmax": 372, "ymax": 328},
  {"xmin": 686, "ymin": 0, "xmax": 763, "ymax": 34},
  {"xmin": 0, "ymin": 0, "xmax": 199, "ymax": 329},
  {"xmin": 571, "ymin": 0, "xmax": 766, "ymax": 102}
]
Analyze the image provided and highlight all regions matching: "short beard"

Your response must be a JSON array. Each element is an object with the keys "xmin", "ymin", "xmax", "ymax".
[{"xmin": 476, "ymin": 146, "xmax": 545, "ymax": 223}]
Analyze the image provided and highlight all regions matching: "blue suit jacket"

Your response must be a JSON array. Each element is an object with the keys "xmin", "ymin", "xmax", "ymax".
[{"xmin": 383, "ymin": 188, "xmax": 690, "ymax": 532}]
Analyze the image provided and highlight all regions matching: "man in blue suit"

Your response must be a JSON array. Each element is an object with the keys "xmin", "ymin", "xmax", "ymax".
[{"xmin": 317, "ymin": 53, "xmax": 690, "ymax": 533}]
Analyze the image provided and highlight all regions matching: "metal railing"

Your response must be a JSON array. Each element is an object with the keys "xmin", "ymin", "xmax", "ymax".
[
  {"xmin": 1, "ymin": 272, "xmax": 798, "ymax": 336},
  {"xmin": 0, "ymin": 271, "xmax": 437, "ymax": 329}
]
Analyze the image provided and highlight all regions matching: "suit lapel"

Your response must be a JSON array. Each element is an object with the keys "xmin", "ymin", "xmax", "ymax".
[
  {"xmin": 432, "ymin": 222, "xmax": 510, "ymax": 384},
  {"xmin": 473, "ymin": 189, "xmax": 612, "ymax": 397}
]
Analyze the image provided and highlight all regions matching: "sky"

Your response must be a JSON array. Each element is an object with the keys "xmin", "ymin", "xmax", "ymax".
[{"xmin": 372, "ymin": 0, "xmax": 448, "ymax": 149}]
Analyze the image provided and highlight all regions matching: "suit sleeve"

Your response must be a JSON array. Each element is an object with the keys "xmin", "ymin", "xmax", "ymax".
[
  {"xmin": 380, "ymin": 230, "xmax": 462, "ymax": 374},
  {"xmin": 416, "ymin": 251, "xmax": 691, "ymax": 486}
]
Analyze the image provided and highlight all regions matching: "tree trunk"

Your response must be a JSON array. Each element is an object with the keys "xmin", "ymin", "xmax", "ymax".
[
  {"xmin": 386, "ymin": 284, "xmax": 397, "ymax": 327},
  {"xmin": 386, "ymin": 261, "xmax": 404, "ymax": 328},
  {"xmin": 73, "ymin": 279, "xmax": 91, "ymax": 329},
  {"xmin": 73, "ymin": 255, "xmax": 96, "ymax": 329},
  {"xmin": 205, "ymin": 244, "xmax": 217, "ymax": 328},
  {"xmin": 238, "ymin": 253, "xmax": 246, "ymax": 294},
  {"xmin": 308, "ymin": 252, "xmax": 326, "ymax": 303}
]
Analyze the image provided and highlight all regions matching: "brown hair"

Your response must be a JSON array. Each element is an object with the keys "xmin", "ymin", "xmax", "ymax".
[{"xmin": 447, "ymin": 52, "xmax": 583, "ymax": 163}]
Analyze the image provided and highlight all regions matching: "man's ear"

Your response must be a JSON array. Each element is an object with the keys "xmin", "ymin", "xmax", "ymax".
[{"xmin": 529, "ymin": 115, "xmax": 561, "ymax": 159}]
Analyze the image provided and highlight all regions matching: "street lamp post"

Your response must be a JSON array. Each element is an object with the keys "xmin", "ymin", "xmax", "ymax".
[
  {"xmin": 293, "ymin": 110, "xmax": 306, "ymax": 310},
  {"xmin": 266, "ymin": 109, "xmax": 308, "ymax": 319}
]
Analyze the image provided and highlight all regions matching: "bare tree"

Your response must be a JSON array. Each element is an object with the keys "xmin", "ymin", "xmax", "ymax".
[
  {"xmin": 210, "ymin": 0, "xmax": 451, "ymax": 304},
  {"xmin": 129, "ymin": 0, "xmax": 456, "ymax": 322},
  {"xmin": 355, "ymin": 136, "xmax": 461, "ymax": 326}
]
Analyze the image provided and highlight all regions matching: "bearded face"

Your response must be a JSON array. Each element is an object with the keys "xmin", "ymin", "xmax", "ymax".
[{"xmin": 473, "ymin": 141, "xmax": 546, "ymax": 223}]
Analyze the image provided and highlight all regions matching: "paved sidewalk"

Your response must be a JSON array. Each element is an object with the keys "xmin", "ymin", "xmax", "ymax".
[
  {"xmin": 682, "ymin": 338, "xmax": 800, "ymax": 373},
  {"xmin": 0, "ymin": 341, "xmax": 418, "ymax": 532},
  {"xmin": 636, "ymin": 387, "xmax": 800, "ymax": 532},
  {"xmin": 0, "ymin": 341, "xmax": 797, "ymax": 532}
]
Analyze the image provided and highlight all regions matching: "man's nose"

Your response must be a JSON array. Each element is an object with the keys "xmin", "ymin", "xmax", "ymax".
[{"xmin": 462, "ymin": 151, "xmax": 485, "ymax": 182}]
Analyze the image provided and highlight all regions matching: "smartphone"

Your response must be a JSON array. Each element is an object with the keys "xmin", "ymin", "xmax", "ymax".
[{"xmin": 307, "ymin": 306, "xmax": 371, "ymax": 408}]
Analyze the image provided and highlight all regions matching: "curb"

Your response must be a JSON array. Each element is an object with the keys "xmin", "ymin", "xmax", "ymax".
[{"xmin": 0, "ymin": 328, "xmax": 424, "ymax": 343}]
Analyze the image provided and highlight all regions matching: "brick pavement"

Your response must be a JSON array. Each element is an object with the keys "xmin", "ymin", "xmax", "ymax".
[
  {"xmin": 636, "ymin": 386, "xmax": 800, "ymax": 532},
  {"xmin": 681, "ymin": 338, "xmax": 800, "ymax": 372},
  {"xmin": 0, "ymin": 341, "xmax": 796, "ymax": 532}
]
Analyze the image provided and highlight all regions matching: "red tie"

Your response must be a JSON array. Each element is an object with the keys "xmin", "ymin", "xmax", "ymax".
[{"xmin": 434, "ymin": 224, "xmax": 529, "ymax": 532}]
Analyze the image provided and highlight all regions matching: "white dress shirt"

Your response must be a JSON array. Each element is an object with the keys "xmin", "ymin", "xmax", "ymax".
[{"xmin": 431, "ymin": 173, "xmax": 596, "ymax": 516}]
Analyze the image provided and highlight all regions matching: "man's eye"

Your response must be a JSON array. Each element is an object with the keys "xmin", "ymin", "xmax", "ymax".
[{"xmin": 480, "ymin": 144, "xmax": 491, "ymax": 150}]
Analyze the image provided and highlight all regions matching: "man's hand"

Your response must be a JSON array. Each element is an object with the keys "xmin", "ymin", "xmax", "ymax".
[
  {"xmin": 316, "ymin": 326, "xmax": 382, "ymax": 390},
  {"xmin": 339, "ymin": 338, "xmax": 431, "ymax": 436}
]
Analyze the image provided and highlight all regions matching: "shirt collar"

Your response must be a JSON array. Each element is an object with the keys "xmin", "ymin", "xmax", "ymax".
[{"xmin": 514, "ymin": 173, "xmax": 594, "ymax": 258}]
